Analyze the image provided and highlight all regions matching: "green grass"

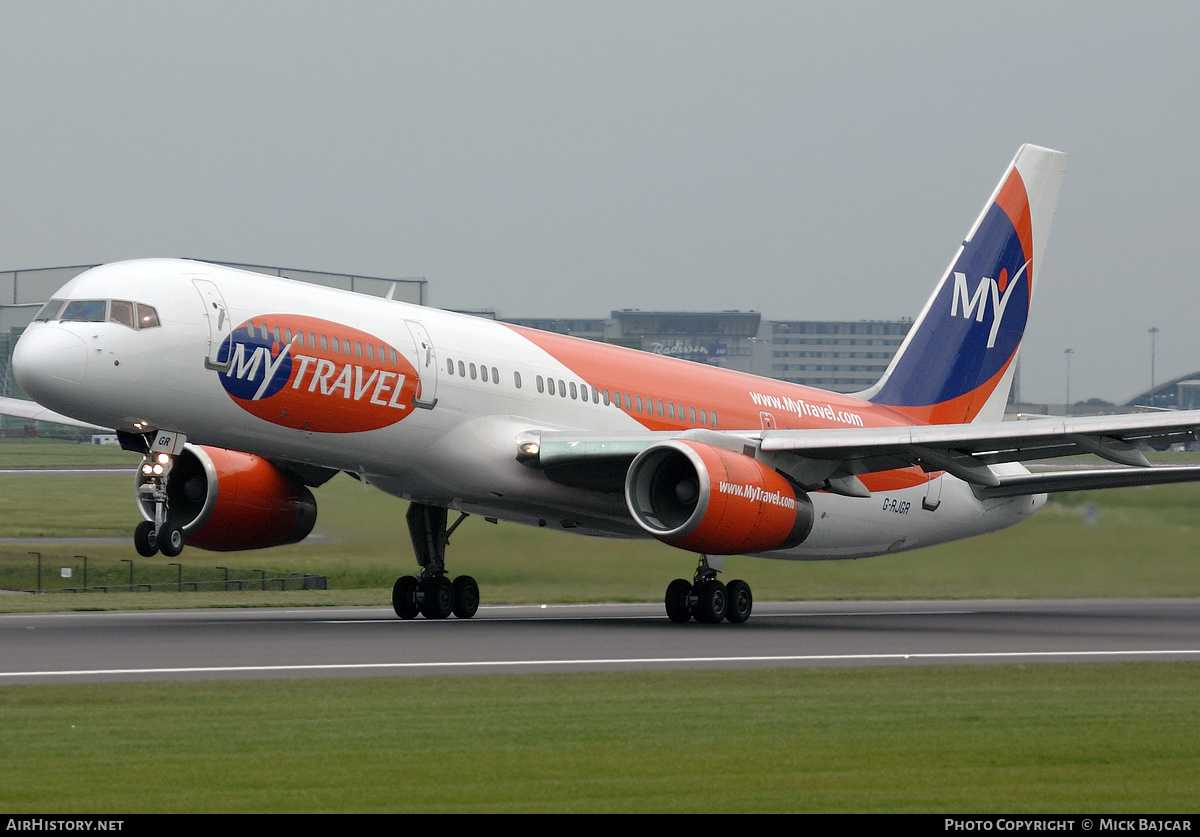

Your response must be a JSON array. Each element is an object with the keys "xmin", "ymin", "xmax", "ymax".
[
  {"xmin": 3, "ymin": 440, "xmax": 1199, "ymax": 813},
  {"xmin": 2, "ymin": 448, "xmax": 1200, "ymax": 609},
  {"xmin": 0, "ymin": 437, "xmax": 141, "ymax": 468},
  {"xmin": 2, "ymin": 663, "xmax": 1198, "ymax": 813}
]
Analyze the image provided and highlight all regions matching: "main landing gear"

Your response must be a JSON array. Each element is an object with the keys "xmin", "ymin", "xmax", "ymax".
[
  {"xmin": 133, "ymin": 450, "xmax": 186, "ymax": 558},
  {"xmin": 391, "ymin": 503, "xmax": 479, "ymax": 620},
  {"xmin": 664, "ymin": 556, "xmax": 753, "ymax": 625}
]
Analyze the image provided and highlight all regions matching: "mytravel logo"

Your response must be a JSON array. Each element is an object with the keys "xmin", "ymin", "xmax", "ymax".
[
  {"xmin": 949, "ymin": 260, "xmax": 1030, "ymax": 349},
  {"xmin": 216, "ymin": 314, "xmax": 419, "ymax": 433}
]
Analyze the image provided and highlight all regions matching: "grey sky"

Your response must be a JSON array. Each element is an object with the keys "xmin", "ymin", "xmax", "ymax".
[{"xmin": 2, "ymin": 1, "xmax": 1198, "ymax": 404}]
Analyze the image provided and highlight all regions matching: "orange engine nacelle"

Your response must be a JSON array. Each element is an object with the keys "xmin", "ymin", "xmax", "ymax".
[
  {"xmin": 135, "ymin": 445, "xmax": 317, "ymax": 552},
  {"xmin": 624, "ymin": 440, "xmax": 813, "ymax": 555}
]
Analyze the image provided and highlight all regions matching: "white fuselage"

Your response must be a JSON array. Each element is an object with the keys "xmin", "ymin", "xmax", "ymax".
[{"xmin": 13, "ymin": 259, "xmax": 1044, "ymax": 561}]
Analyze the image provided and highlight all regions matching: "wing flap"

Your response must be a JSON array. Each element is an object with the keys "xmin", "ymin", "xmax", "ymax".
[
  {"xmin": 760, "ymin": 411, "xmax": 1200, "ymax": 487},
  {"xmin": 980, "ymin": 466, "xmax": 1200, "ymax": 498}
]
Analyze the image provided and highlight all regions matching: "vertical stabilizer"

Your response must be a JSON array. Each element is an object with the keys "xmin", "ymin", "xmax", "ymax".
[{"xmin": 861, "ymin": 144, "xmax": 1067, "ymax": 424}]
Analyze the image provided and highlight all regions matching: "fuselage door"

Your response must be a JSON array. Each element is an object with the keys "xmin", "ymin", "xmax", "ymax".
[
  {"xmin": 193, "ymin": 278, "xmax": 232, "ymax": 371},
  {"xmin": 405, "ymin": 320, "xmax": 438, "ymax": 409}
]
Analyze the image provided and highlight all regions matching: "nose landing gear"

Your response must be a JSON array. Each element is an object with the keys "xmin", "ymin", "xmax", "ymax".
[{"xmin": 131, "ymin": 433, "xmax": 188, "ymax": 558}]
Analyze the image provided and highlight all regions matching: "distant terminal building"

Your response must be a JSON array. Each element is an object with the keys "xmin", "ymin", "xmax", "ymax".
[
  {"xmin": 611, "ymin": 310, "xmax": 761, "ymax": 371},
  {"xmin": 1125, "ymin": 371, "xmax": 1200, "ymax": 411},
  {"xmin": 500, "ymin": 310, "xmax": 913, "ymax": 393},
  {"xmin": 760, "ymin": 319, "xmax": 911, "ymax": 393},
  {"xmin": 502, "ymin": 311, "xmax": 762, "ymax": 370}
]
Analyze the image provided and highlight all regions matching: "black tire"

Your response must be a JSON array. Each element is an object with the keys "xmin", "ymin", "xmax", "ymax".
[
  {"xmin": 725, "ymin": 579, "xmax": 753, "ymax": 624},
  {"xmin": 158, "ymin": 524, "xmax": 185, "ymax": 558},
  {"xmin": 420, "ymin": 575, "xmax": 454, "ymax": 619},
  {"xmin": 392, "ymin": 575, "xmax": 420, "ymax": 619},
  {"xmin": 692, "ymin": 579, "xmax": 728, "ymax": 624},
  {"xmin": 452, "ymin": 575, "xmax": 480, "ymax": 619},
  {"xmin": 665, "ymin": 578, "xmax": 692, "ymax": 623},
  {"xmin": 134, "ymin": 521, "xmax": 158, "ymax": 557}
]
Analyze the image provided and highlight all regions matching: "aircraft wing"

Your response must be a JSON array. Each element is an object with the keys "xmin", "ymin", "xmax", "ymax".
[
  {"xmin": 0, "ymin": 396, "xmax": 109, "ymax": 431},
  {"xmin": 522, "ymin": 411, "xmax": 1200, "ymax": 497}
]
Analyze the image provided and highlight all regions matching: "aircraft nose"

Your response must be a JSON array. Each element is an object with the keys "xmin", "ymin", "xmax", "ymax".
[{"xmin": 12, "ymin": 326, "xmax": 88, "ymax": 409}]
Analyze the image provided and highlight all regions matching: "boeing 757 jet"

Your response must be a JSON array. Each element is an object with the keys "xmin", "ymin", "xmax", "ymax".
[{"xmin": 5, "ymin": 144, "xmax": 1200, "ymax": 623}]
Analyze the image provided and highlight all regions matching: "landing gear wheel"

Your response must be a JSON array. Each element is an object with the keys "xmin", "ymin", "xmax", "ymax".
[
  {"xmin": 665, "ymin": 578, "xmax": 693, "ymax": 623},
  {"xmin": 725, "ymin": 579, "xmax": 753, "ymax": 624},
  {"xmin": 134, "ymin": 521, "xmax": 159, "ymax": 557},
  {"xmin": 420, "ymin": 575, "xmax": 454, "ymax": 619},
  {"xmin": 158, "ymin": 524, "xmax": 185, "ymax": 558},
  {"xmin": 452, "ymin": 575, "xmax": 480, "ymax": 619},
  {"xmin": 692, "ymin": 579, "xmax": 728, "ymax": 624},
  {"xmin": 392, "ymin": 575, "xmax": 419, "ymax": 619}
]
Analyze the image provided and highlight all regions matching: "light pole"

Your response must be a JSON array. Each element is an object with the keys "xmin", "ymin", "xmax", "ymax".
[
  {"xmin": 1064, "ymin": 348, "xmax": 1074, "ymax": 414},
  {"xmin": 1149, "ymin": 327, "xmax": 1159, "ymax": 405}
]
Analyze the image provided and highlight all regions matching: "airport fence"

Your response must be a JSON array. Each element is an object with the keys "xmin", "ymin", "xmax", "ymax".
[{"xmin": 0, "ymin": 551, "xmax": 327, "ymax": 594}]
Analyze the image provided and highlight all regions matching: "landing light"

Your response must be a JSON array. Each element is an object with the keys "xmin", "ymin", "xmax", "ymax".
[
  {"xmin": 519, "ymin": 442, "xmax": 540, "ymax": 456},
  {"xmin": 156, "ymin": 453, "xmax": 170, "ymax": 465}
]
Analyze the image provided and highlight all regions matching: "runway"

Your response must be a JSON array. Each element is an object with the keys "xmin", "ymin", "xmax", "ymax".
[{"xmin": 2, "ymin": 598, "xmax": 1200, "ymax": 684}]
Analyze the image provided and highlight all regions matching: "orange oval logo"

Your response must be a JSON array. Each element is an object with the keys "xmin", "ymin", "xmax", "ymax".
[{"xmin": 218, "ymin": 314, "xmax": 419, "ymax": 433}]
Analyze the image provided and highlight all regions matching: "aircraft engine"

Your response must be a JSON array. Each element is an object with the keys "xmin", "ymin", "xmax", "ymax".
[
  {"xmin": 624, "ymin": 440, "xmax": 814, "ymax": 555},
  {"xmin": 135, "ymin": 444, "xmax": 317, "ymax": 552}
]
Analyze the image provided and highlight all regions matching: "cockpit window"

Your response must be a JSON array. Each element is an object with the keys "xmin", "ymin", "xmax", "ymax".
[
  {"xmin": 109, "ymin": 299, "xmax": 135, "ymax": 329},
  {"xmin": 34, "ymin": 299, "xmax": 66, "ymax": 321},
  {"xmin": 134, "ymin": 303, "xmax": 160, "ymax": 329},
  {"xmin": 36, "ymin": 298, "xmax": 161, "ymax": 330},
  {"xmin": 60, "ymin": 299, "xmax": 108, "ymax": 323}
]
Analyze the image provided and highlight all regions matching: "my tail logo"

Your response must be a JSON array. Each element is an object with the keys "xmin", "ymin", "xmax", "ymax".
[{"xmin": 950, "ymin": 260, "xmax": 1029, "ymax": 348}]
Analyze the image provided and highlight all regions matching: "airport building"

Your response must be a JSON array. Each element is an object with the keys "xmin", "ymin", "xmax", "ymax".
[
  {"xmin": 756, "ymin": 319, "xmax": 911, "ymax": 393},
  {"xmin": 1125, "ymin": 372, "xmax": 1200, "ymax": 411},
  {"xmin": 502, "ymin": 311, "xmax": 763, "ymax": 371},
  {"xmin": 502, "ymin": 310, "xmax": 910, "ymax": 393}
]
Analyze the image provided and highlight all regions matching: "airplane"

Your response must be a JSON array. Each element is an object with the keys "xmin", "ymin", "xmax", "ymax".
[{"xmin": 4, "ymin": 144, "xmax": 1200, "ymax": 624}]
